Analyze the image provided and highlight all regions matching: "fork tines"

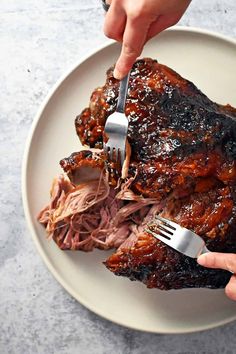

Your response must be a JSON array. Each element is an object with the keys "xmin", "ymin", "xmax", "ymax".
[
  {"xmin": 104, "ymin": 145, "xmax": 125, "ymax": 165},
  {"xmin": 147, "ymin": 216, "xmax": 177, "ymax": 241},
  {"xmin": 155, "ymin": 215, "xmax": 176, "ymax": 230}
]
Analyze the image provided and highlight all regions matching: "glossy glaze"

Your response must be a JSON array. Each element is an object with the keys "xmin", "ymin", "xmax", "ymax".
[{"xmin": 68, "ymin": 58, "xmax": 236, "ymax": 289}]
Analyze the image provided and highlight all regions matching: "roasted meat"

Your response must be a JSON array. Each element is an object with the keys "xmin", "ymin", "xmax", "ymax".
[
  {"xmin": 39, "ymin": 58, "xmax": 236, "ymax": 290},
  {"xmin": 76, "ymin": 58, "xmax": 236, "ymax": 200},
  {"xmin": 105, "ymin": 186, "xmax": 236, "ymax": 289}
]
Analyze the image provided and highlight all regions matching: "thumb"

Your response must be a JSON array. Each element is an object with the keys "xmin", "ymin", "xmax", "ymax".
[{"xmin": 197, "ymin": 252, "xmax": 236, "ymax": 273}]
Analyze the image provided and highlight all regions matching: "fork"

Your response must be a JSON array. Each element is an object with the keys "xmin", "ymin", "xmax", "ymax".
[
  {"xmin": 145, "ymin": 215, "xmax": 210, "ymax": 258},
  {"xmin": 103, "ymin": 72, "xmax": 130, "ymax": 167}
]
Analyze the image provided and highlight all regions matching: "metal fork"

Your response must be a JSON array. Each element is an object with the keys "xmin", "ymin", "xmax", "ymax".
[
  {"xmin": 145, "ymin": 215, "xmax": 210, "ymax": 258},
  {"xmin": 103, "ymin": 72, "xmax": 130, "ymax": 167}
]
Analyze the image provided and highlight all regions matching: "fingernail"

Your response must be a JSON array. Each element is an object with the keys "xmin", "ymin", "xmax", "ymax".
[
  {"xmin": 197, "ymin": 253, "xmax": 208, "ymax": 265},
  {"xmin": 113, "ymin": 68, "xmax": 123, "ymax": 80}
]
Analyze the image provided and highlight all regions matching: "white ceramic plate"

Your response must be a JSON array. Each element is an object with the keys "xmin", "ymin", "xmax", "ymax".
[{"xmin": 22, "ymin": 27, "xmax": 236, "ymax": 333}]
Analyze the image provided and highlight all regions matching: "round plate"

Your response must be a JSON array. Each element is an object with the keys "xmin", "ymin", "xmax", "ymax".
[{"xmin": 22, "ymin": 27, "xmax": 236, "ymax": 333}]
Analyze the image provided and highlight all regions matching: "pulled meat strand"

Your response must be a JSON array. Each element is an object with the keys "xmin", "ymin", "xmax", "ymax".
[{"xmin": 38, "ymin": 172, "xmax": 160, "ymax": 251}]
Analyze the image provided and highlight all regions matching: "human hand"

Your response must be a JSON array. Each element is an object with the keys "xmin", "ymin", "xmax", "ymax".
[
  {"xmin": 103, "ymin": 0, "xmax": 191, "ymax": 79},
  {"xmin": 198, "ymin": 253, "xmax": 236, "ymax": 301}
]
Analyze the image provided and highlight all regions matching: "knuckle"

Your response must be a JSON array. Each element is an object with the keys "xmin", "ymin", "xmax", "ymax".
[
  {"xmin": 171, "ymin": 15, "xmax": 181, "ymax": 26},
  {"xmin": 128, "ymin": 5, "xmax": 149, "ymax": 22},
  {"xmin": 202, "ymin": 253, "xmax": 218, "ymax": 268},
  {"xmin": 123, "ymin": 42, "xmax": 140, "ymax": 57},
  {"xmin": 103, "ymin": 23, "xmax": 113, "ymax": 38},
  {"xmin": 170, "ymin": 18, "xmax": 179, "ymax": 26},
  {"xmin": 211, "ymin": 254, "xmax": 219, "ymax": 268},
  {"xmin": 103, "ymin": 25, "xmax": 110, "ymax": 37},
  {"xmin": 128, "ymin": 11, "xmax": 141, "ymax": 22},
  {"xmin": 103, "ymin": 26, "xmax": 115, "ymax": 39},
  {"xmin": 164, "ymin": 14, "xmax": 182, "ymax": 28},
  {"xmin": 225, "ymin": 255, "xmax": 236, "ymax": 272}
]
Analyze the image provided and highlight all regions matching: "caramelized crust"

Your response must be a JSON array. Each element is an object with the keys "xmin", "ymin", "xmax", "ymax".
[
  {"xmin": 105, "ymin": 186, "xmax": 236, "ymax": 289},
  {"xmin": 75, "ymin": 58, "xmax": 236, "ymax": 200},
  {"xmin": 105, "ymin": 233, "xmax": 231, "ymax": 290},
  {"xmin": 69, "ymin": 58, "xmax": 236, "ymax": 289}
]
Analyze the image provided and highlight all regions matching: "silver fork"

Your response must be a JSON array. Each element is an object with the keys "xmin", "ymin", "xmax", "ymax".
[
  {"xmin": 103, "ymin": 72, "xmax": 130, "ymax": 167},
  {"xmin": 145, "ymin": 215, "xmax": 210, "ymax": 258}
]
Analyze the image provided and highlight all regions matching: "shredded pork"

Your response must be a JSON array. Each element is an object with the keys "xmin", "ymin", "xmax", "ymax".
[{"xmin": 38, "ymin": 170, "xmax": 161, "ymax": 251}]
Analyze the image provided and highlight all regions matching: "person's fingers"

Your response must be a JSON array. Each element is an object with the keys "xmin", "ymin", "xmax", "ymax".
[
  {"xmin": 113, "ymin": 17, "xmax": 151, "ymax": 79},
  {"xmin": 146, "ymin": 14, "xmax": 180, "ymax": 41},
  {"xmin": 225, "ymin": 275, "xmax": 236, "ymax": 301},
  {"xmin": 197, "ymin": 252, "xmax": 236, "ymax": 273},
  {"xmin": 103, "ymin": 2, "xmax": 126, "ymax": 42}
]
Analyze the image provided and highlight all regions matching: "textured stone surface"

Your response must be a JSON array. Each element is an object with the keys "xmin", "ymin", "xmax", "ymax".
[{"xmin": 1, "ymin": 0, "xmax": 236, "ymax": 353}]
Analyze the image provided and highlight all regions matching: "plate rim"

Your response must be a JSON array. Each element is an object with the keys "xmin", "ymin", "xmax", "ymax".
[{"xmin": 22, "ymin": 26, "xmax": 236, "ymax": 334}]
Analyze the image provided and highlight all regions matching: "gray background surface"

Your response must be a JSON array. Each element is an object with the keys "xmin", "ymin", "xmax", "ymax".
[{"xmin": 1, "ymin": 0, "xmax": 236, "ymax": 353}]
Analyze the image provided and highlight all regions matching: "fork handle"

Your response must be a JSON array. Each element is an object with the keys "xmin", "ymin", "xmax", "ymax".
[
  {"xmin": 116, "ymin": 72, "xmax": 130, "ymax": 113},
  {"xmin": 101, "ymin": 0, "xmax": 110, "ymax": 11},
  {"xmin": 201, "ymin": 246, "xmax": 210, "ymax": 255}
]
